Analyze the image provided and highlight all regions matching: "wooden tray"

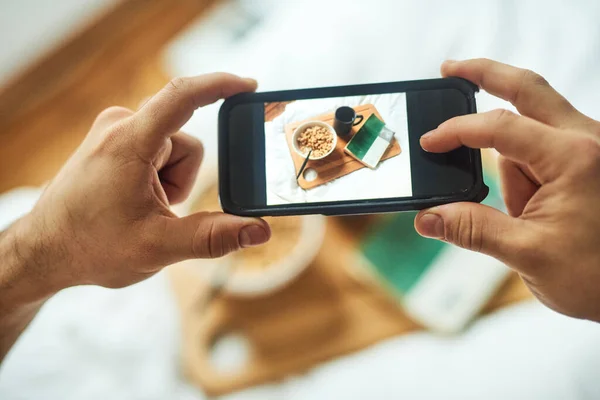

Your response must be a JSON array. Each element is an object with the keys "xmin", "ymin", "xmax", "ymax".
[
  {"xmin": 284, "ymin": 104, "xmax": 401, "ymax": 190},
  {"xmin": 170, "ymin": 217, "xmax": 532, "ymax": 396},
  {"xmin": 170, "ymin": 217, "xmax": 423, "ymax": 397}
]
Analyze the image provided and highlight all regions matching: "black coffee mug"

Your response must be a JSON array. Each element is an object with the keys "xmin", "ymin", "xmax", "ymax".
[{"xmin": 333, "ymin": 106, "xmax": 364, "ymax": 136}]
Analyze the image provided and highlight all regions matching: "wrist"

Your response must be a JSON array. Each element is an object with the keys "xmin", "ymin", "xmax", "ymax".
[
  {"xmin": 0, "ymin": 215, "xmax": 66, "ymax": 310},
  {"xmin": 0, "ymin": 215, "xmax": 68, "ymax": 361}
]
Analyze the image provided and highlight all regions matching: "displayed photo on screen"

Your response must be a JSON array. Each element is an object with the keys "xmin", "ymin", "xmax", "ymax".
[{"xmin": 264, "ymin": 93, "xmax": 411, "ymax": 205}]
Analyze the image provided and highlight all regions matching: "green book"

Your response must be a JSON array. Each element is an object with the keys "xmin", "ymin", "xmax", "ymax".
[
  {"xmin": 361, "ymin": 173, "xmax": 503, "ymax": 294},
  {"xmin": 345, "ymin": 114, "xmax": 394, "ymax": 169},
  {"xmin": 358, "ymin": 173, "xmax": 508, "ymax": 332}
]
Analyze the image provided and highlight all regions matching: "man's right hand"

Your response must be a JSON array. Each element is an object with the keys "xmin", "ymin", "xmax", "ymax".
[{"xmin": 415, "ymin": 58, "xmax": 600, "ymax": 322}]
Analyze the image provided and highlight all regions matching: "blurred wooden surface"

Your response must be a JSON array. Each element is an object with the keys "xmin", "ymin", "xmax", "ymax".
[
  {"xmin": 0, "ymin": 0, "xmax": 219, "ymax": 193},
  {"xmin": 172, "ymin": 212, "xmax": 531, "ymax": 396},
  {"xmin": 172, "ymin": 217, "xmax": 424, "ymax": 396}
]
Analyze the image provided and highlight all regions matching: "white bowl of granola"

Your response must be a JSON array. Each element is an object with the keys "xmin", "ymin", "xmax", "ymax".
[{"xmin": 292, "ymin": 121, "xmax": 337, "ymax": 160}]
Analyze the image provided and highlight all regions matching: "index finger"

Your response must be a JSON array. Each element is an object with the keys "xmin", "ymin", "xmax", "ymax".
[
  {"xmin": 130, "ymin": 73, "xmax": 257, "ymax": 159},
  {"xmin": 420, "ymin": 109, "xmax": 567, "ymax": 183},
  {"xmin": 441, "ymin": 58, "xmax": 583, "ymax": 127}
]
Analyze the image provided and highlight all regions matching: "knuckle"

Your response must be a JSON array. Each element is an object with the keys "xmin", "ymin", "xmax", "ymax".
[
  {"xmin": 511, "ymin": 69, "xmax": 549, "ymax": 105},
  {"xmin": 570, "ymin": 135, "xmax": 600, "ymax": 171},
  {"xmin": 207, "ymin": 219, "xmax": 224, "ymax": 258},
  {"xmin": 488, "ymin": 109, "xmax": 516, "ymax": 135},
  {"xmin": 437, "ymin": 114, "xmax": 472, "ymax": 135},
  {"xmin": 477, "ymin": 58, "xmax": 494, "ymax": 69},
  {"xmin": 593, "ymin": 121, "xmax": 600, "ymax": 137},
  {"xmin": 209, "ymin": 72, "xmax": 235, "ymax": 84},
  {"xmin": 92, "ymin": 106, "xmax": 132, "ymax": 130},
  {"xmin": 89, "ymin": 120, "xmax": 136, "ymax": 162},
  {"xmin": 454, "ymin": 209, "xmax": 484, "ymax": 252},
  {"xmin": 168, "ymin": 77, "xmax": 189, "ymax": 93},
  {"xmin": 439, "ymin": 116, "xmax": 460, "ymax": 131},
  {"xmin": 167, "ymin": 76, "xmax": 198, "ymax": 110},
  {"xmin": 193, "ymin": 215, "xmax": 239, "ymax": 259},
  {"xmin": 101, "ymin": 121, "xmax": 132, "ymax": 151},
  {"xmin": 188, "ymin": 135, "xmax": 204, "ymax": 155},
  {"xmin": 523, "ymin": 69, "xmax": 549, "ymax": 88},
  {"xmin": 471, "ymin": 57, "xmax": 492, "ymax": 68},
  {"xmin": 208, "ymin": 72, "xmax": 239, "ymax": 98},
  {"xmin": 490, "ymin": 108, "xmax": 516, "ymax": 123},
  {"xmin": 98, "ymin": 106, "xmax": 131, "ymax": 119}
]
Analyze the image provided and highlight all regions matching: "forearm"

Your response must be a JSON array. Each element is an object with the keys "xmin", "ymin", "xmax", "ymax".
[{"xmin": 0, "ymin": 218, "xmax": 58, "ymax": 362}]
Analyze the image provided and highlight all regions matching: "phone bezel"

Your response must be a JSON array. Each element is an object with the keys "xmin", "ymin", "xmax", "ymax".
[{"xmin": 219, "ymin": 77, "xmax": 488, "ymax": 216}]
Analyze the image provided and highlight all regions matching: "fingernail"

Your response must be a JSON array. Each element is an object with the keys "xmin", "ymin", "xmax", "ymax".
[
  {"xmin": 418, "ymin": 213, "xmax": 444, "ymax": 239},
  {"xmin": 239, "ymin": 225, "xmax": 269, "ymax": 247},
  {"xmin": 420, "ymin": 130, "xmax": 436, "ymax": 151},
  {"xmin": 443, "ymin": 59, "xmax": 457, "ymax": 66},
  {"xmin": 420, "ymin": 129, "xmax": 436, "ymax": 140}
]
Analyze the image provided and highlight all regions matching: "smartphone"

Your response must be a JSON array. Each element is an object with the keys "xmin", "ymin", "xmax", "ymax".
[{"xmin": 218, "ymin": 78, "xmax": 488, "ymax": 216}]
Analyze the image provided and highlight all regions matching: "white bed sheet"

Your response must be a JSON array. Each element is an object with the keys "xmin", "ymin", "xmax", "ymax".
[{"xmin": 2, "ymin": 1, "xmax": 600, "ymax": 399}]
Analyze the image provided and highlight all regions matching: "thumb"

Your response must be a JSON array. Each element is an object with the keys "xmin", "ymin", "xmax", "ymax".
[
  {"xmin": 162, "ymin": 212, "xmax": 271, "ymax": 261},
  {"xmin": 414, "ymin": 203, "xmax": 526, "ymax": 263}
]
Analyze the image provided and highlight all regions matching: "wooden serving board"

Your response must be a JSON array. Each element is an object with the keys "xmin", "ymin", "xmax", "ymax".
[
  {"xmin": 170, "ymin": 216, "xmax": 532, "ymax": 397},
  {"xmin": 169, "ymin": 216, "xmax": 423, "ymax": 397},
  {"xmin": 284, "ymin": 104, "xmax": 401, "ymax": 190}
]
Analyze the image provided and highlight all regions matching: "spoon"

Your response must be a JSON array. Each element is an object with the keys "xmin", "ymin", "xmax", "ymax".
[{"xmin": 296, "ymin": 149, "xmax": 312, "ymax": 181}]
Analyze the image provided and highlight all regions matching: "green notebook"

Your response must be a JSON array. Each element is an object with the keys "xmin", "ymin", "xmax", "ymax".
[
  {"xmin": 360, "ymin": 173, "xmax": 504, "ymax": 294},
  {"xmin": 345, "ymin": 114, "xmax": 394, "ymax": 169},
  {"xmin": 359, "ymin": 174, "xmax": 507, "ymax": 332}
]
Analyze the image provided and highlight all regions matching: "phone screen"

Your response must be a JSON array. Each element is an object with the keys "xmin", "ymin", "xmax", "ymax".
[
  {"xmin": 220, "ymin": 79, "xmax": 485, "ymax": 216},
  {"xmin": 264, "ymin": 93, "xmax": 412, "ymax": 205}
]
